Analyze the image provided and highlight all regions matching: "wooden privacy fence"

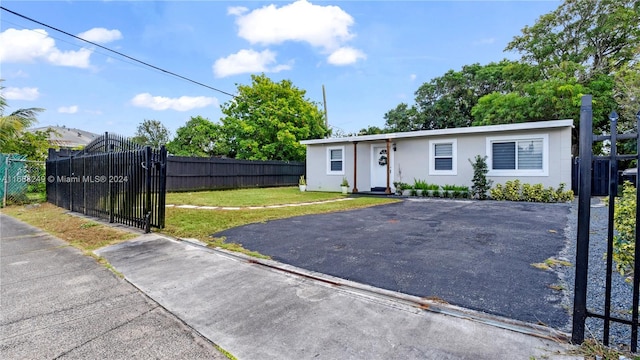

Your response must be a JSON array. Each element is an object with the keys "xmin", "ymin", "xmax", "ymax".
[{"xmin": 166, "ymin": 156, "xmax": 305, "ymax": 192}]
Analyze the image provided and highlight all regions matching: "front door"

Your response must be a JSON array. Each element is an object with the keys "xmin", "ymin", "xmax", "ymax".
[{"xmin": 371, "ymin": 145, "xmax": 391, "ymax": 189}]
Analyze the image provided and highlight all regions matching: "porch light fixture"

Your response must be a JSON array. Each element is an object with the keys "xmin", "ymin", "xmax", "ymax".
[{"xmin": 392, "ymin": 143, "xmax": 397, "ymax": 151}]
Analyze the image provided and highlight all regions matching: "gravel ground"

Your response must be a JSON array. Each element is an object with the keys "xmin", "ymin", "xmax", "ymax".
[{"xmin": 559, "ymin": 197, "xmax": 637, "ymax": 349}]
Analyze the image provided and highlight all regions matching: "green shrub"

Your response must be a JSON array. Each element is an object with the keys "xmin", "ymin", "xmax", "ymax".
[
  {"xmin": 469, "ymin": 155, "xmax": 492, "ymax": 200},
  {"xmin": 490, "ymin": 183, "xmax": 506, "ymax": 200},
  {"xmin": 556, "ymin": 183, "xmax": 574, "ymax": 202},
  {"xmin": 612, "ymin": 181, "xmax": 636, "ymax": 278},
  {"xmin": 491, "ymin": 181, "xmax": 573, "ymax": 203},
  {"xmin": 413, "ymin": 178, "xmax": 428, "ymax": 191},
  {"xmin": 455, "ymin": 185, "xmax": 470, "ymax": 198},
  {"xmin": 504, "ymin": 180, "xmax": 521, "ymax": 201},
  {"xmin": 393, "ymin": 182, "xmax": 410, "ymax": 191},
  {"xmin": 530, "ymin": 183, "xmax": 546, "ymax": 202}
]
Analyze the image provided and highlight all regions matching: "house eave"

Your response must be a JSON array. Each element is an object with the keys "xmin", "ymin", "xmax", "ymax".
[{"xmin": 300, "ymin": 119, "xmax": 574, "ymax": 145}]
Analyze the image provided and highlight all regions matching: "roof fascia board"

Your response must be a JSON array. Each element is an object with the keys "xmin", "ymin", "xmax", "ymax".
[{"xmin": 301, "ymin": 119, "xmax": 574, "ymax": 145}]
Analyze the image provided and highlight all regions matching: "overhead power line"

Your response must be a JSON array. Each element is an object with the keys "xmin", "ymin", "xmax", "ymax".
[{"xmin": 0, "ymin": 6, "xmax": 236, "ymax": 98}]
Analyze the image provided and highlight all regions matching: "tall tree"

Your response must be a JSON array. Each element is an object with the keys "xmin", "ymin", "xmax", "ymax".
[
  {"xmin": 613, "ymin": 62, "xmax": 640, "ymax": 133},
  {"xmin": 220, "ymin": 74, "xmax": 328, "ymax": 161},
  {"xmin": 166, "ymin": 116, "xmax": 226, "ymax": 157},
  {"xmin": 357, "ymin": 125, "xmax": 386, "ymax": 136},
  {"xmin": 383, "ymin": 103, "xmax": 423, "ymax": 132},
  {"xmin": 132, "ymin": 119, "xmax": 170, "ymax": 148},
  {"xmin": 0, "ymin": 81, "xmax": 44, "ymax": 146},
  {"xmin": 472, "ymin": 71, "xmax": 616, "ymax": 154},
  {"xmin": 505, "ymin": 0, "xmax": 640, "ymax": 79},
  {"xmin": 387, "ymin": 60, "xmax": 539, "ymax": 131}
]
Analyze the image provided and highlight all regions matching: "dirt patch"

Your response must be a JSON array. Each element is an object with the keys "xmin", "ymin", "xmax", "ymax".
[{"xmin": 1, "ymin": 203, "xmax": 136, "ymax": 251}]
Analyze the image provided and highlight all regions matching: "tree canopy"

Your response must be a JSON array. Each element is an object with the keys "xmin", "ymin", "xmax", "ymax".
[
  {"xmin": 132, "ymin": 119, "xmax": 170, "ymax": 148},
  {"xmin": 219, "ymin": 74, "xmax": 328, "ymax": 161},
  {"xmin": 166, "ymin": 116, "xmax": 226, "ymax": 157},
  {"xmin": 379, "ymin": 0, "xmax": 639, "ymax": 156},
  {"xmin": 505, "ymin": 0, "xmax": 640, "ymax": 80}
]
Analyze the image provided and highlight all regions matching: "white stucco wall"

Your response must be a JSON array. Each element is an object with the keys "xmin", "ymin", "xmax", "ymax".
[{"xmin": 303, "ymin": 121, "xmax": 573, "ymax": 192}]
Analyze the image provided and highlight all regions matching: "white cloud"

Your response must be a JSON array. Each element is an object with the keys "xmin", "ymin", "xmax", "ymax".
[
  {"xmin": 47, "ymin": 48, "xmax": 92, "ymax": 68},
  {"xmin": 2, "ymin": 87, "xmax": 39, "ymax": 101},
  {"xmin": 230, "ymin": 0, "xmax": 365, "ymax": 65},
  {"xmin": 409, "ymin": 74, "xmax": 417, "ymax": 81},
  {"xmin": 213, "ymin": 49, "xmax": 291, "ymax": 78},
  {"xmin": 130, "ymin": 93, "xmax": 218, "ymax": 111},
  {"xmin": 227, "ymin": 6, "xmax": 248, "ymax": 16},
  {"xmin": 58, "ymin": 105, "xmax": 79, "ymax": 114},
  {"xmin": 77, "ymin": 28, "xmax": 122, "ymax": 44},
  {"xmin": 327, "ymin": 47, "xmax": 366, "ymax": 65},
  {"xmin": 0, "ymin": 28, "xmax": 91, "ymax": 68}
]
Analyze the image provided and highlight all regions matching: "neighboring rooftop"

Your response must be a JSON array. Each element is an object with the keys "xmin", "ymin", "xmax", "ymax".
[{"xmin": 28, "ymin": 126, "xmax": 99, "ymax": 149}]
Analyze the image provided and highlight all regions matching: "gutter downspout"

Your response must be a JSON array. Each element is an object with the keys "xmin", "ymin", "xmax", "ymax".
[{"xmin": 352, "ymin": 142, "xmax": 358, "ymax": 193}]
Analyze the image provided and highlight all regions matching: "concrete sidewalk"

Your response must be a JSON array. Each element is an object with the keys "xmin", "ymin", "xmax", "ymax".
[
  {"xmin": 0, "ymin": 214, "xmax": 226, "ymax": 359},
  {"xmin": 95, "ymin": 234, "xmax": 582, "ymax": 360}
]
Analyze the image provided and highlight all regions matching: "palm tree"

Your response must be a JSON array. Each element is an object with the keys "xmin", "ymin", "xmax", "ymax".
[{"xmin": 0, "ymin": 82, "xmax": 44, "ymax": 146}]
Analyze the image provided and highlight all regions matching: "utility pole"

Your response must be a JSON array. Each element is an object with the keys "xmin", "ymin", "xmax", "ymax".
[{"xmin": 322, "ymin": 85, "xmax": 328, "ymax": 137}]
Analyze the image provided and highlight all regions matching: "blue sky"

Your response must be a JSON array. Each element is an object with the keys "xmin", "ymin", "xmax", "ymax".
[{"xmin": 0, "ymin": 0, "xmax": 561, "ymax": 138}]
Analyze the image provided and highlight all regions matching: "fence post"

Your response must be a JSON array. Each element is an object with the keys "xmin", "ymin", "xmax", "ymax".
[
  {"xmin": 603, "ymin": 112, "xmax": 618, "ymax": 344},
  {"xmin": 572, "ymin": 94, "xmax": 593, "ymax": 345},
  {"xmin": 632, "ymin": 110, "xmax": 640, "ymax": 352},
  {"xmin": 108, "ymin": 144, "xmax": 114, "ymax": 223},
  {"xmin": 3, "ymin": 155, "xmax": 9, "ymax": 207},
  {"xmin": 144, "ymin": 146, "xmax": 152, "ymax": 233},
  {"xmin": 158, "ymin": 146, "xmax": 167, "ymax": 228}
]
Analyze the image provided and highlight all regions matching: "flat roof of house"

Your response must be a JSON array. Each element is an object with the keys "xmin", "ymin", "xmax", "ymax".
[
  {"xmin": 29, "ymin": 126, "xmax": 99, "ymax": 148},
  {"xmin": 300, "ymin": 119, "xmax": 574, "ymax": 145}
]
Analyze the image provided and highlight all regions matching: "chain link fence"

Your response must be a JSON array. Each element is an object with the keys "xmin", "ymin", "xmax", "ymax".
[{"xmin": 1, "ymin": 153, "xmax": 47, "ymax": 207}]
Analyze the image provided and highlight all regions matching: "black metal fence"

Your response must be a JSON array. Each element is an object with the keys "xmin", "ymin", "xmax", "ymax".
[
  {"xmin": 572, "ymin": 95, "xmax": 639, "ymax": 351},
  {"xmin": 46, "ymin": 133, "xmax": 167, "ymax": 232},
  {"xmin": 166, "ymin": 156, "xmax": 304, "ymax": 192},
  {"xmin": 572, "ymin": 158, "xmax": 612, "ymax": 196}
]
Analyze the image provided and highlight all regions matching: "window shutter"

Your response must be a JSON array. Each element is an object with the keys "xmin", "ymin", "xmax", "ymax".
[{"xmin": 492, "ymin": 142, "xmax": 515, "ymax": 169}]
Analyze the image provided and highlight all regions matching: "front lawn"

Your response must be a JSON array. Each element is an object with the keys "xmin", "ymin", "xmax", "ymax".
[
  {"xmin": 2, "ymin": 188, "xmax": 398, "ymax": 259},
  {"xmin": 166, "ymin": 186, "xmax": 348, "ymax": 207}
]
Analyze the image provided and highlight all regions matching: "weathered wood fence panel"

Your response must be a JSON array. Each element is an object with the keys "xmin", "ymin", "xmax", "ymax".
[{"xmin": 166, "ymin": 156, "xmax": 305, "ymax": 192}]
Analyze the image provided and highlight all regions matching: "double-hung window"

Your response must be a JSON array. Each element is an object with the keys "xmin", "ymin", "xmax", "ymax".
[
  {"xmin": 487, "ymin": 134, "xmax": 548, "ymax": 176},
  {"xmin": 429, "ymin": 139, "xmax": 457, "ymax": 175},
  {"xmin": 326, "ymin": 146, "xmax": 345, "ymax": 175}
]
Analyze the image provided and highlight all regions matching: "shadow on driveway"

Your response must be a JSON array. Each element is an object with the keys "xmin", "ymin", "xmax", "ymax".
[{"xmin": 214, "ymin": 198, "xmax": 572, "ymax": 329}]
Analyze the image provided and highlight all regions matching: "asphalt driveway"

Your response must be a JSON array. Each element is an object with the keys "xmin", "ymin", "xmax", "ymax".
[{"xmin": 214, "ymin": 198, "xmax": 572, "ymax": 329}]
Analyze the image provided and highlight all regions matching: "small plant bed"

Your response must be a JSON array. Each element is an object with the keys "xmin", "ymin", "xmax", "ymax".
[
  {"xmin": 394, "ymin": 179, "xmax": 470, "ymax": 199},
  {"xmin": 490, "ymin": 180, "xmax": 574, "ymax": 203}
]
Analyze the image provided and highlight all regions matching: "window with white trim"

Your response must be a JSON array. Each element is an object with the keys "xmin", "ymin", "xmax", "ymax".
[
  {"xmin": 487, "ymin": 134, "xmax": 548, "ymax": 176},
  {"xmin": 326, "ymin": 146, "xmax": 345, "ymax": 175},
  {"xmin": 429, "ymin": 139, "xmax": 457, "ymax": 175}
]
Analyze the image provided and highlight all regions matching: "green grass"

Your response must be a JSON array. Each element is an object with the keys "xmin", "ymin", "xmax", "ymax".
[
  {"xmin": 166, "ymin": 187, "xmax": 348, "ymax": 207},
  {"xmin": 161, "ymin": 196, "xmax": 398, "ymax": 256}
]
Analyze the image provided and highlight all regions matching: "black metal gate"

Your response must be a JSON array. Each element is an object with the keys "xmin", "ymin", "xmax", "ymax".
[
  {"xmin": 572, "ymin": 95, "xmax": 640, "ymax": 351},
  {"xmin": 46, "ymin": 133, "xmax": 167, "ymax": 232}
]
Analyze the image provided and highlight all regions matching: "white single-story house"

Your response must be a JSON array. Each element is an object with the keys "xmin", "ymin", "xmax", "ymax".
[{"xmin": 300, "ymin": 119, "xmax": 574, "ymax": 193}]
